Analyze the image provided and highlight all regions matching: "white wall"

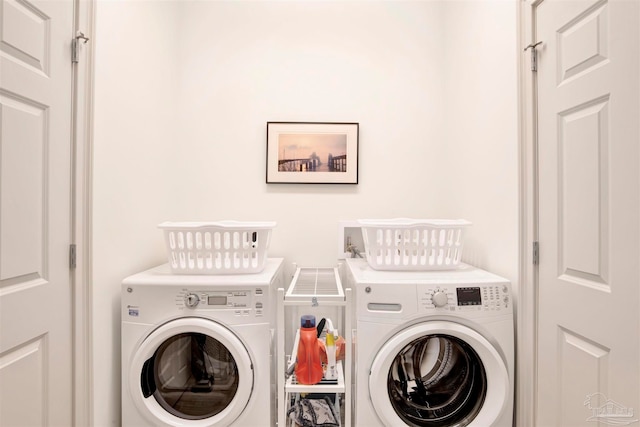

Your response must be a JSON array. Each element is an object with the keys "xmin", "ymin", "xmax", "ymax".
[
  {"xmin": 438, "ymin": 1, "xmax": 519, "ymax": 283},
  {"xmin": 174, "ymin": 1, "xmax": 446, "ymax": 269},
  {"xmin": 92, "ymin": 1, "xmax": 517, "ymax": 425},
  {"xmin": 92, "ymin": 1, "xmax": 181, "ymax": 424}
]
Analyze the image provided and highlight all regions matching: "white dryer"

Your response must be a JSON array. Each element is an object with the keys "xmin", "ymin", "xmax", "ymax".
[
  {"xmin": 345, "ymin": 258, "xmax": 514, "ymax": 427},
  {"xmin": 121, "ymin": 258, "xmax": 283, "ymax": 427}
]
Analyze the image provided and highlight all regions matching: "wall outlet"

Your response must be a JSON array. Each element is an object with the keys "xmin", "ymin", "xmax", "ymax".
[{"xmin": 337, "ymin": 220, "xmax": 365, "ymax": 259}]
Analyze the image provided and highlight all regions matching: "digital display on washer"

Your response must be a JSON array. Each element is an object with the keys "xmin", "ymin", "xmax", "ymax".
[
  {"xmin": 457, "ymin": 287, "xmax": 482, "ymax": 306},
  {"xmin": 208, "ymin": 296, "xmax": 227, "ymax": 306}
]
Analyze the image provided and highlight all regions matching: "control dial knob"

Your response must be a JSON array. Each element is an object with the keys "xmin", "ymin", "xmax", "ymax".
[
  {"xmin": 184, "ymin": 293, "xmax": 200, "ymax": 308},
  {"xmin": 431, "ymin": 291, "xmax": 449, "ymax": 308}
]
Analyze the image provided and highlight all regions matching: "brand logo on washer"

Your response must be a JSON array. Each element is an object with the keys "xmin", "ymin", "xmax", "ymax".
[{"xmin": 127, "ymin": 305, "xmax": 139, "ymax": 317}]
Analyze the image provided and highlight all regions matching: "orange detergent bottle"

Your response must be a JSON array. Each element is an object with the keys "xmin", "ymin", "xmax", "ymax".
[{"xmin": 295, "ymin": 315, "xmax": 323, "ymax": 385}]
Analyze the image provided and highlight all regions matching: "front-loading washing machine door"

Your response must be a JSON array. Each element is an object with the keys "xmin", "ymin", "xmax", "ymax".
[
  {"xmin": 369, "ymin": 321, "xmax": 509, "ymax": 427},
  {"xmin": 129, "ymin": 317, "xmax": 253, "ymax": 427}
]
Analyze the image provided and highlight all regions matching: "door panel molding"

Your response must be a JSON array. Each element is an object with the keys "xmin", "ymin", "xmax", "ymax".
[
  {"xmin": 556, "ymin": 0, "xmax": 609, "ymax": 84},
  {"xmin": 0, "ymin": 0, "xmax": 51, "ymax": 75},
  {"xmin": 557, "ymin": 326, "xmax": 611, "ymax": 425},
  {"xmin": 557, "ymin": 95, "xmax": 610, "ymax": 287},
  {"xmin": 0, "ymin": 335, "xmax": 47, "ymax": 425}
]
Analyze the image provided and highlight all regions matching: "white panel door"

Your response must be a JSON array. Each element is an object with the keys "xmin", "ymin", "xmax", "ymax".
[
  {"xmin": 0, "ymin": 0, "xmax": 75, "ymax": 425},
  {"xmin": 535, "ymin": 0, "xmax": 640, "ymax": 425}
]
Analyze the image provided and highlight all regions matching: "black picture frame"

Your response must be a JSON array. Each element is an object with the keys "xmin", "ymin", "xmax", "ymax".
[{"xmin": 266, "ymin": 122, "xmax": 359, "ymax": 184}]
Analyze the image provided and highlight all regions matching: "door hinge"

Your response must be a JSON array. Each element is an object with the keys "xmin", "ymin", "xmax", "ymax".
[
  {"xmin": 69, "ymin": 244, "xmax": 77, "ymax": 269},
  {"xmin": 533, "ymin": 241, "xmax": 539, "ymax": 265},
  {"xmin": 72, "ymin": 31, "xmax": 90, "ymax": 63},
  {"xmin": 524, "ymin": 41, "xmax": 542, "ymax": 72}
]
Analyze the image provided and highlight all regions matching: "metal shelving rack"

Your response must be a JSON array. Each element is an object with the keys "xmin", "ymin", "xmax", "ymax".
[{"xmin": 277, "ymin": 267, "xmax": 352, "ymax": 427}]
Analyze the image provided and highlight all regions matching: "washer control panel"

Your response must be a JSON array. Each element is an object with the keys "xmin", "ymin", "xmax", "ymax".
[
  {"xmin": 176, "ymin": 288, "xmax": 266, "ymax": 317},
  {"xmin": 418, "ymin": 283, "xmax": 510, "ymax": 312}
]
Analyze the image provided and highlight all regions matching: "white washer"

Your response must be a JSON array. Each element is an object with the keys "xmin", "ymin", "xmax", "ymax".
[
  {"xmin": 345, "ymin": 258, "xmax": 514, "ymax": 427},
  {"xmin": 121, "ymin": 258, "xmax": 284, "ymax": 427}
]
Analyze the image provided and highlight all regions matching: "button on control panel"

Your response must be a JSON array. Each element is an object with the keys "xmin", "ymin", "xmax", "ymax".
[
  {"xmin": 481, "ymin": 284, "xmax": 510, "ymax": 311},
  {"xmin": 418, "ymin": 283, "xmax": 510, "ymax": 312},
  {"xmin": 184, "ymin": 293, "xmax": 200, "ymax": 308},
  {"xmin": 419, "ymin": 287, "xmax": 455, "ymax": 311},
  {"xmin": 176, "ymin": 288, "xmax": 266, "ymax": 317}
]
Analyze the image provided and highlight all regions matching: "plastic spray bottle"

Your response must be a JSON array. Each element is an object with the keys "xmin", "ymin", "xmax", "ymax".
[{"xmin": 325, "ymin": 330, "xmax": 338, "ymax": 380}]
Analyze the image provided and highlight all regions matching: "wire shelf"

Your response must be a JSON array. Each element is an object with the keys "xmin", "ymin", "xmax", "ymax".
[
  {"xmin": 285, "ymin": 267, "xmax": 344, "ymax": 303},
  {"xmin": 285, "ymin": 361, "xmax": 345, "ymax": 393}
]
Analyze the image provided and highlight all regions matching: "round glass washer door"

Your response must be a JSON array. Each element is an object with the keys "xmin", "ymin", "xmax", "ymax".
[
  {"xmin": 129, "ymin": 317, "xmax": 253, "ymax": 427},
  {"xmin": 369, "ymin": 321, "xmax": 508, "ymax": 427}
]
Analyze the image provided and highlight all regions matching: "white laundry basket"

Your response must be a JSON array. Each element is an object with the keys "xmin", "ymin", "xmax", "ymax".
[
  {"xmin": 158, "ymin": 221, "xmax": 276, "ymax": 274},
  {"xmin": 358, "ymin": 218, "xmax": 471, "ymax": 271}
]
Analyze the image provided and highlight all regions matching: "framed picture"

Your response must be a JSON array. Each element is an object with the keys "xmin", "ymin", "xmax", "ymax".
[{"xmin": 266, "ymin": 122, "xmax": 359, "ymax": 184}]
